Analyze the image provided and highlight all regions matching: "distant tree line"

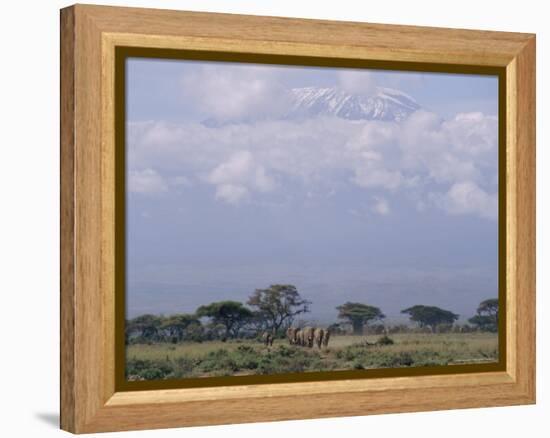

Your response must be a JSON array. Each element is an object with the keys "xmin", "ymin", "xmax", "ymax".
[
  {"xmin": 126, "ymin": 284, "xmax": 310, "ymax": 344},
  {"xmin": 126, "ymin": 284, "xmax": 499, "ymax": 344}
]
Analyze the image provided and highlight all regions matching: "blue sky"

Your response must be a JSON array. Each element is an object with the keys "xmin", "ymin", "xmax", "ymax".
[{"xmin": 125, "ymin": 58, "xmax": 499, "ymax": 324}]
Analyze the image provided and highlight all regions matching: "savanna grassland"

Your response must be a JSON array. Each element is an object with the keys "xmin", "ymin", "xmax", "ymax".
[{"xmin": 126, "ymin": 332, "xmax": 498, "ymax": 381}]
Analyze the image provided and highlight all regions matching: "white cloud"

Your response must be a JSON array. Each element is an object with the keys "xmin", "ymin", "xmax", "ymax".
[
  {"xmin": 205, "ymin": 150, "xmax": 275, "ymax": 204},
  {"xmin": 128, "ymin": 169, "xmax": 167, "ymax": 194},
  {"xmin": 128, "ymin": 168, "xmax": 192, "ymax": 195},
  {"xmin": 353, "ymin": 167, "xmax": 403, "ymax": 190},
  {"xmin": 127, "ymin": 108, "xmax": 498, "ymax": 218},
  {"xmin": 338, "ymin": 70, "xmax": 378, "ymax": 95},
  {"xmin": 207, "ymin": 150, "xmax": 254, "ymax": 185},
  {"xmin": 254, "ymin": 166, "xmax": 276, "ymax": 192},
  {"xmin": 181, "ymin": 66, "xmax": 291, "ymax": 121},
  {"xmin": 445, "ymin": 112, "xmax": 498, "ymax": 156},
  {"xmin": 372, "ymin": 197, "xmax": 390, "ymax": 215},
  {"xmin": 436, "ymin": 181, "xmax": 498, "ymax": 220},
  {"xmin": 215, "ymin": 184, "xmax": 249, "ymax": 204},
  {"xmin": 399, "ymin": 110, "xmax": 497, "ymax": 185},
  {"xmin": 170, "ymin": 175, "xmax": 192, "ymax": 187}
]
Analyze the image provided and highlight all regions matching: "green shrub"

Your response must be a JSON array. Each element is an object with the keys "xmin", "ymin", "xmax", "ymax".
[
  {"xmin": 236, "ymin": 345, "xmax": 255, "ymax": 353},
  {"xmin": 126, "ymin": 358, "xmax": 174, "ymax": 380},
  {"xmin": 376, "ymin": 335, "xmax": 395, "ymax": 346},
  {"xmin": 198, "ymin": 349, "xmax": 238, "ymax": 373},
  {"xmin": 172, "ymin": 356, "xmax": 196, "ymax": 377},
  {"xmin": 336, "ymin": 344, "xmax": 369, "ymax": 361},
  {"xmin": 142, "ymin": 368, "xmax": 166, "ymax": 380},
  {"xmin": 275, "ymin": 345, "xmax": 298, "ymax": 358},
  {"xmin": 380, "ymin": 352, "xmax": 414, "ymax": 367},
  {"xmin": 232, "ymin": 346, "xmax": 260, "ymax": 370}
]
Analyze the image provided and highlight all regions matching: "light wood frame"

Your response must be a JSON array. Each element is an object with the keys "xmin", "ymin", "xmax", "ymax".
[{"xmin": 60, "ymin": 4, "xmax": 536, "ymax": 433}]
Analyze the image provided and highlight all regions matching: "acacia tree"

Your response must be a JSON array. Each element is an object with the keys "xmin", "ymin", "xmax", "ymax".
[
  {"xmin": 196, "ymin": 301, "xmax": 253, "ymax": 338},
  {"xmin": 247, "ymin": 310, "xmax": 270, "ymax": 333},
  {"xmin": 126, "ymin": 314, "xmax": 164, "ymax": 342},
  {"xmin": 160, "ymin": 314, "xmax": 201, "ymax": 342},
  {"xmin": 247, "ymin": 284, "xmax": 310, "ymax": 334},
  {"xmin": 468, "ymin": 298, "xmax": 499, "ymax": 332},
  {"xmin": 336, "ymin": 302, "xmax": 385, "ymax": 335},
  {"xmin": 401, "ymin": 305, "xmax": 459, "ymax": 332}
]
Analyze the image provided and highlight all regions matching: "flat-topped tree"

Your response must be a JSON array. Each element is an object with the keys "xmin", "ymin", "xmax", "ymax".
[
  {"xmin": 469, "ymin": 298, "xmax": 499, "ymax": 332},
  {"xmin": 247, "ymin": 284, "xmax": 310, "ymax": 334},
  {"xmin": 196, "ymin": 301, "xmax": 253, "ymax": 338},
  {"xmin": 336, "ymin": 302, "xmax": 385, "ymax": 335},
  {"xmin": 160, "ymin": 314, "xmax": 200, "ymax": 342},
  {"xmin": 126, "ymin": 314, "xmax": 163, "ymax": 342},
  {"xmin": 401, "ymin": 305, "xmax": 459, "ymax": 332},
  {"xmin": 477, "ymin": 298, "xmax": 499, "ymax": 320}
]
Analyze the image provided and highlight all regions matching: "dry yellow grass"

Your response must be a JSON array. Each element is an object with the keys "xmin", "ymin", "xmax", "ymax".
[{"xmin": 127, "ymin": 332, "xmax": 498, "ymax": 368}]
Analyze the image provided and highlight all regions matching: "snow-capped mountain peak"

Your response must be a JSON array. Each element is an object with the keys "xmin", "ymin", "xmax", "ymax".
[{"xmin": 289, "ymin": 86, "xmax": 420, "ymax": 121}]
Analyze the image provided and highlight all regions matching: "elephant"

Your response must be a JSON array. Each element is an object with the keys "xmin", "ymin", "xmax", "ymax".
[
  {"xmin": 286, "ymin": 327, "xmax": 293, "ymax": 344},
  {"xmin": 301, "ymin": 326, "xmax": 315, "ymax": 348},
  {"xmin": 313, "ymin": 327, "xmax": 325, "ymax": 348},
  {"xmin": 322, "ymin": 329, "xmax": 330, "ymax": 348},
  {"xmin": 294, "ymin": 329, "xmax": 303, "ymax": 346},
  {"xmin": 262, "ymin": 331, "xmax": 274, "ymax": 347},
  {"xmin": 286, "ymin": 327, "xmax": 300, "ymax": 345}
]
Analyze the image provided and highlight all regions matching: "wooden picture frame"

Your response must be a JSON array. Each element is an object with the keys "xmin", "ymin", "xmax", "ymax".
[{"xmin": 60, "ymin": 4, "xmax": 536, "ymax": 433}]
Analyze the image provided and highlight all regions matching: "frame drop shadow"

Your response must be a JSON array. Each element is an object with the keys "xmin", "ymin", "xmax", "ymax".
[{"xmin": 35, "ymin": 412, "xmax": 59, "ymax": 428}]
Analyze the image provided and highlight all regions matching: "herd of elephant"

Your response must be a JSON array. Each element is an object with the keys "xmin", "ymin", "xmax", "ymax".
[{"xmin": 262, "ymin": 327, "xmax": 330, "ymax": 348}]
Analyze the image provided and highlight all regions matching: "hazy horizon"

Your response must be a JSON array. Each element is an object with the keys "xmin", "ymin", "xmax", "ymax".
[{"xmin": 125, "ymin": 58, "xmax": 499, "ymax": 325}]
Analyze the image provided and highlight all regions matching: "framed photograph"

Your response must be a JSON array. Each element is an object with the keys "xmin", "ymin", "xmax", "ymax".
[{"xmin": 60, "ymin": 4, "xmax": 536, "ymax": 433}]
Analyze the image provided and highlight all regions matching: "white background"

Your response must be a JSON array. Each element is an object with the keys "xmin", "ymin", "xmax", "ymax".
[{"xmin": 0, "ymin": 0, "xmax": 546, "ymax": 436}]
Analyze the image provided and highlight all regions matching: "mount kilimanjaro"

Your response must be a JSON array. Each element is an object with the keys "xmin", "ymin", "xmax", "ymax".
[
  {"xmin": 201, "ymin": 86, "xmax": 421, "ymax": 127},
  {"xmin": 288, "ymin": 86, "xmax": 421, "ymax": 122}
]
